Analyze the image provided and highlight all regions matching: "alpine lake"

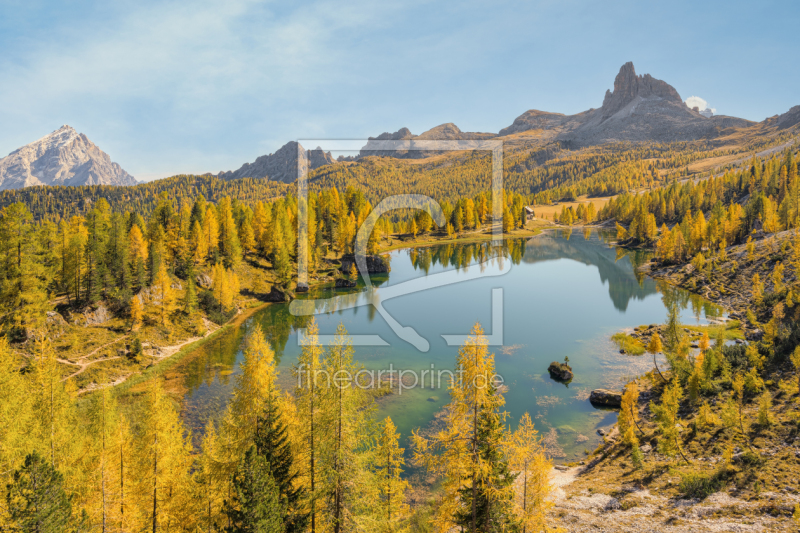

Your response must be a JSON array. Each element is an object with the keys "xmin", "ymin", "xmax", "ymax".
[{"xmin": 174, "ymin": 229, "xmax": 723, "ymax": 462}]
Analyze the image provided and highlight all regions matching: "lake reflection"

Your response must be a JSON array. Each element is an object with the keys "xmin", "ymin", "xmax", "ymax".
[{"xmin": 177, "ymin": 230, "xmax": 721, "ymax": 461}]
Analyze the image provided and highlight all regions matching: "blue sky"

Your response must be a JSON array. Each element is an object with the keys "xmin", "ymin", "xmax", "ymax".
[{"xmin": 1, "ymin": 0, "xmax": 798, "ymax": 181}]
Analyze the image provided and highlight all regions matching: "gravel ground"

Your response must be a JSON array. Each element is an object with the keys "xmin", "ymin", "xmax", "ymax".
[{"xmin": 547, "ymin": 466, "xmax": 798, "ymax": 532}]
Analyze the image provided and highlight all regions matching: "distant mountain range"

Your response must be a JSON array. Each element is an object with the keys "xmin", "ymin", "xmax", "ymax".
[
  {"xmin": 0, "ymin": 125, "xmax": 136, "ymax": 190},
  {"xmin": 4, "ymin": 62, "xmax": 799, "ymax": 190},
  {"xmin": 357, "ymin": 122, "xmax": 496, "ymax": 159},
  {"xmin": 219, "ymin": 62, "xmax": 800, "ymax": 182}
]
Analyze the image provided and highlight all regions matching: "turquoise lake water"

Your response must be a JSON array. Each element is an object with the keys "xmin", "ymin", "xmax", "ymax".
[{"xmin": 177, "ymin": 229, "xmax": 721, "ymax": 461}]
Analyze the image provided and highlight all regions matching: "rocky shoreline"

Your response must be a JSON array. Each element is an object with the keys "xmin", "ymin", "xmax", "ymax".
[
  {"xmin": 543, "ymin": 229, "xmax": 800, "ymax": 530},
  {"xmin": 637, "ymin": 230, "xmax": 798, "ymax": 340}
]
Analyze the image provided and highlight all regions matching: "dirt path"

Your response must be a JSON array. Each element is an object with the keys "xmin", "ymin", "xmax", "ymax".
[
  {"xmin": 59, "ymin": 335, "xmax": 130, "ymax": 382},
  {"xmin": 146, "ymin": 335, "xmax": 205, "ymax": 360},
  {"xmin": 13, "ymin": 348, "xmax": 81, "ymax": 369},
  {"xmin": 73, "ymin": 334, "xmax": 129, "ymax": 363},
  {"xmin": 68, "ymin": 333, "xmax": 212, "ymax": 392},
  {"xmin": 62, "ymin": 356, "xmax": 126, "ymax": 382}
]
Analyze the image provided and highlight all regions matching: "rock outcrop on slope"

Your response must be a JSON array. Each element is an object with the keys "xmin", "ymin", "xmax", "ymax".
[
  {"xmin": 359, "ymin": 123, "xmax": 496, "ymax": 159},
  {"xmin": 219, "ymin": 141, "xmax": 335, "ymax": 183},
  {"xmin": 775, "ymin": 105, "xmax": 800, "ymax": 130},
  {"xmin": 498, "ymin": 109, "xmax": 588, "ymax": 136},
  {"xmin": 0, "ymin": 125, "xmax": 136, "ymax": 190}
]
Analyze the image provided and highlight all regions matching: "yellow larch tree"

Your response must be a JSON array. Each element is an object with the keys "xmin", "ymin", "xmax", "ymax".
[
  {"xmin": 292, "ymin": 319, "xmax": 324, "ymax": 533},
  {"xmin": 204, "ymin": 205, "xmax": 220, "ymax": 259},
  {"xmin": 411, "ymin": 323, "xmax": 510, "ymax": 533},
  {"xmin": 194, "ymin": 420, "xmax": 227, "ymax": 532},
  {"xmin": 130, "ymin": 295, "xmax": 144, "ymax": 331},
  {"xmin": 0, "ymin": 337, "xmax": 36, "ymax": 525},
  {"xmin": 30, "ymin": 337, "xmax": 83, "ymax": 479},
  {"xmin": 366, "ymin": 416, "xmax": 409, "ymax": 532},
  {"xmin": 650, "ymin": 377, "xmax": 690, "ymax": 463},
  {"xmin": 208, "ymin": 323, "xmax": 283, "ymax": 532},
  {"xmin": 696, "ymin": 401, "xmax": 720, "ymax": 430},
  {"xmin": 85, "ymin": 383, "xmax": 130, "ymax": 531},
  {"xmin": 618, "ymin": 381, "xmax": 641, "ymax": 448},
  {"xmin": 190, "ymin": 219, "xmax": 208, "ymax": 266},
  {"xmin": 504, "ymin": 412, "xmax": 552, "ymax": 533},
  {"xmin": 219, "ymin": 324, "xmax": 279, "ymax": 467},
  {"xmin": 132, "ymin": 379, "xmax": 194, "ymax": 532},
  {"xmin": 319, "ymin": 323, "xmax": 373, "ymax": 533},
  {"xmin": 227, "ymin": 269, "xmax": 240, "ymax": 306},
  {"xmin": 252, "ymin": 201, "xmax": 269, "ymax": 246},
  {"xmin": 212, "ymin": 263, "xmax": 236, "ymax": 312},
  {"xmin": 688, "ymin": 352, "xmax": 706, "ymax": 402},
  {"xmin": 772, "ymin": 261, "xmax": 785, "ymax": 293},
  {"xmin": 128, "ymin": 224, "xmax": 148, "ymax": 266},
  {"xmin": 111, "ymin": 410, "xmax": 134, "ymax": 532},
  {"xmin": 151, "ymin": 261, "xmax": 176, "ymax": 326},
  {"xmin": 647, "ymin": 332, "xmax": 666, "ymax": 382}
]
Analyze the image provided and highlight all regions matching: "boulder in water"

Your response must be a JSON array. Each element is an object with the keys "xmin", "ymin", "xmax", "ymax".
[
  {"xmin": 340, "ymin": 254, "xmax": 389, "ymax": 274},
  {"xmin": 589, "ymin": 389, "xmax": 622, "ymax": 407},
  {"xmin": 335, "ymin": 278, "xmax": 357, "ymax": 288},
  {"xmin": 547, "ymin": 361, "xmax": 573, "ymax": 381}
]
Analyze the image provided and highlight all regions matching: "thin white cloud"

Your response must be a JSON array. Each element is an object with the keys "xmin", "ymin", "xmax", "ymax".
[
  {"xmin": 685, "ymin": 95, "xmax": 716, "ymax": 113},
  {"xmin": 0, "ymin": 1, "xmax": 380, "ymax": 108}
]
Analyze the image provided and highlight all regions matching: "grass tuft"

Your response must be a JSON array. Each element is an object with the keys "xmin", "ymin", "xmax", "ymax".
[
  {"xmin": 611, "ymin": 332, "xmax": 645, "ymax": 355},
  {"xmin": 678, "ymin": 469, "xmax": 726, "ymax": 499}
]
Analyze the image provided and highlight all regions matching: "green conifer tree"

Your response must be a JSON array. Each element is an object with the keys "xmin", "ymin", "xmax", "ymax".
[
  {"xmin": 253, "ymin": 395, "xmax": 308, "ymax": 533},
  {"xmin": 224, "ymin": 447, "xmax": 286, "ymax": 533},
  {"xmin": 5, "ymin": 450, "xmax": 87, "ymax": 533},
  {"xmin": 454, "ymin": 400, "xmax": 517, "ymax": 532}
]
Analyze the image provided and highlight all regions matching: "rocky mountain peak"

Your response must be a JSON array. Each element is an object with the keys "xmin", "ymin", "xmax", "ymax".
[
  {"xmin": 416, "ymin": 123, "xmax": 463, "ymax": 139},
  {"xmin": 499, "ymin": 62, "xmax": 755, "ymax": 145},
  {"xmin": 38, "ymin": 124, "xmax": 79, "ymax": 144},
  {"xmin": 601, "ymin": 62, "xmax": 683, "ymax": 120},
  {"xmin": 0, "ymin": 125, "xmax": 136, "ymax": 190},
  {"xmin": 369, "ymin": 127, "xmax": 415, "ymax": 142},
  {"xmin": 218, "ymin": 141, "xmax": 335, "ymax": 183}
]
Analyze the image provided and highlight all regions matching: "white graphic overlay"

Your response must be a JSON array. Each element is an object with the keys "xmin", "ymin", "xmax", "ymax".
[{"xmin": 291, "ymin": 139, "xmax": 506, "ymax": 351}]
